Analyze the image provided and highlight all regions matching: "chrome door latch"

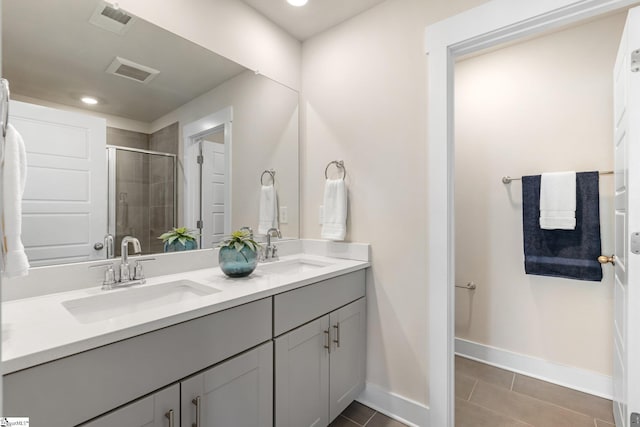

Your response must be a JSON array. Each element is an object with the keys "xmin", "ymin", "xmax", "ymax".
[
  {"xmin": 632, "ymin": 232, "xmax": 640, "ymax": 255},
  {"xmin": 631, "ymin": 412, "xmax": 640, "ymax": 424}
]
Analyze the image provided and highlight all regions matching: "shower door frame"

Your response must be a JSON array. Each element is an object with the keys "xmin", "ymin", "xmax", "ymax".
[
  {"xmin": 106, "ymin": 145, "xmax": 178, "ymax": 249},
  {"xmin": 425, "ymin": 0, "xmax": 639, "ymax": 426}
]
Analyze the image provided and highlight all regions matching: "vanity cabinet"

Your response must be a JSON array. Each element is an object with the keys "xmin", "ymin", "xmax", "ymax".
[
  {"xmin": 81, "ymin": 384, "xmax": 179, "ymax": 427},
  {"xmin": 181, "ymin": 342, "xmax": 273, "ymax": 427},
  {"xmin": 273, "ymin": 270, "xmax": 366, "ymax": 427},
  {"xmin": 4, "ymin": 267, "xmax": 367, "ymax": 427},
  {"xmin": 4, "ymin": 298, "xmax": 272, "ymax": 427}
]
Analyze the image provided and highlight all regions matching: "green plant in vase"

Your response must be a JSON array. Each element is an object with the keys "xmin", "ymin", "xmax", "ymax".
[
  {"xmin": 218, "ymin": 230, "xmax": 261, "ymax": 277},
  {"xmin": 159, "ymin": 227, "xmax": 199, "ymax": 252}
]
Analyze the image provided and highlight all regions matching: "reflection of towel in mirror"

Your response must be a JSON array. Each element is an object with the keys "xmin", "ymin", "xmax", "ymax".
[
  {"xmin": 1, "ymin": 124, "xmax": 30, "ymax": 278},
  {"xmin": 321, "ymin": 179, "xmax": 347, "ymax": 241},
  {"xmin": 258, "ymin": 184, "xmax": 278, "ymax": 234}
]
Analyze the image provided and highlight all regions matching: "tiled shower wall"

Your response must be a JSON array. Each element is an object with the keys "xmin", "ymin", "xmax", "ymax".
[
  {"xmin": 107, "ymin": 123, "xmax": 178, "ymax": 255},
  {"xmin": 149, "ymin": 123, "xmax": 178, "ymax": 253}
]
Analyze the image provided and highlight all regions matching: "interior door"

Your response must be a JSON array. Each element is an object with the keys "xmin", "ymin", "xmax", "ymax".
[
  {"xmin": 613, "ymin": 7, "xmax": 640, "ymax": 426},
  {"xmin": 200, "ymin": 139, "xmax": 227, "ymax": 247},
  {"xmin": 9, "ymin": 100, "xmax": 107, "ymax": 266}
]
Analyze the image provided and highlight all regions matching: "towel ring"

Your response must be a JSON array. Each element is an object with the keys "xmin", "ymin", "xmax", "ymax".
[
  {"xmin": 325, "ymin": 160, "xmax": 346, "ymax": 180},
  {"xmin": 1, "ymin": 78, "xmax": 9, "ymax": 139},
  {"xmin": 260, "ymin": 169, "xmax": 275, "ymax": 185}
]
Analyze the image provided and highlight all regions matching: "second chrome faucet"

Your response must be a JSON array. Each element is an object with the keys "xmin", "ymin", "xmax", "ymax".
[{"xmin": 262, "ymin": 228, "xmax": 281, "ymax": 262}]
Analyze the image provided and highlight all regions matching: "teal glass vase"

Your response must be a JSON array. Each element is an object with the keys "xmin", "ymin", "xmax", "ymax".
[
  {"xmin": 164, "ymin": 239, "xmax": 198, "ymax": 252},
  {"xmin": 219, "ymin": 246, "xmax": 258, "ymax": 278}
]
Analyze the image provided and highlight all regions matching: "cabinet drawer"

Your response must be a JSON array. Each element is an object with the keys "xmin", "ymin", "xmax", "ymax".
[
  {"xmin": 4, "ymin": 298, "xmax": 272, "ymax": 427},
  {"xmin": 274, "ymin": 270, "xmax": 365, "ymax": 336},
  {"xmin": 79, "ymin": 384, "xmax": 179, "ymax": 427}
]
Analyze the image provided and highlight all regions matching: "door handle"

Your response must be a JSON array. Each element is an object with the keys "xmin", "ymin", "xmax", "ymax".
[
  {"xmin": 598, "ymin": 255, "xmax": 615, "ymax": 265},
  {"xmin": 333, "ymin": 323, "xmax": 341, "ymax": 348}
]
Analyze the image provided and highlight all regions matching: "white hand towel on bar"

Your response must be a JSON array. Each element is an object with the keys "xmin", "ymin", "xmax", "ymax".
[
  {"xmin": 321, "ymin": 179, "xmax": 347, "ymax": 241},
  {"xmin": 539, "ymin": 171, "xmax": 576, "ymax": 230},
  {"xmin": 258, "ymin": 184, "xmax": 278, "ymax": 234},
  {"xmin": 1, "ymin": 124, "xmax": 30, "ymax": 277}
]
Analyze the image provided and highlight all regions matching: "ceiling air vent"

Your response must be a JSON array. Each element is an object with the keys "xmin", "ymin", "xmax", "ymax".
[
  {"xmin": 106, "ymin": 57, "xmax": 160, "ymax": 84},
  {"xmin": 89, "ymin": 1, "xmax": 136, "ymax": 35},
  {"xmin": 100, "ymin": 5, "xmax": 132, "ymax": 25}
]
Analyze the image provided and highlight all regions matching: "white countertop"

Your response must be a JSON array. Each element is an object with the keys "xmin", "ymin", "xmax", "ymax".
[{"xmin": 2, "ymin": 253, "xmax": 369, "ymax": 374}]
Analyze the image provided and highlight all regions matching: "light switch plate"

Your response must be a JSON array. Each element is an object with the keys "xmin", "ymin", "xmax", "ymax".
[{"xmin": 280, "ymin": 206, "xmax": 288, "ymax": 224}]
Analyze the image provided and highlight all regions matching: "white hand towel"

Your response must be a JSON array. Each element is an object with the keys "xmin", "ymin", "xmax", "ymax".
[
  {"xmin": 539, "ymin": 171, "xmax": 576, "ymax": 230},
  {"xmin": 2, "ymin": 124, "xmax": 30, "ymax": 277},
  {"xmin": 321, "ymin": 179, "xmax": 347, "ymax": 241},
  {"xmin": 258, "ymin": 184, "xmax": 278, "ymax": 234}
]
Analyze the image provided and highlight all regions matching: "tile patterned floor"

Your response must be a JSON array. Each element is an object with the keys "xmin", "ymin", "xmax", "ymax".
[
  {"xmin": 334, "ymin": 357, "xmax": 614, "ymax": 427},
  {"xmin": 455, "ymin": 355, "xmax": 615, "ymax": 427},
  {"xmin": 331, "ymin": 401, "xmax": 409, "ymax": 427}
]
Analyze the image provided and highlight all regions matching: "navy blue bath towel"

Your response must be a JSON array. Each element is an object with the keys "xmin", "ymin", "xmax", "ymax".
[{"xmin": 522, "ymin": 172, "xmax": 602, "ymax": 281}]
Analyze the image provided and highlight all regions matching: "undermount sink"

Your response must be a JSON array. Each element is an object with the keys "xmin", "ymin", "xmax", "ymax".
[
  {"xmin": 62, "ymin": 280, "xmax": 220, "ymax": 324},
  {"xmin": 257, "ymin": 258, "xmax": 332, "ymax": 275}
]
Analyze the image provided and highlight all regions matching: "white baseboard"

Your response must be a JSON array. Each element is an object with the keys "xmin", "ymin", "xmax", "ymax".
[
  {"xmin": 455, "ymin": 338, "xmax": 613, "ymax": 399},
  {"xmin": 357, "ymin": 382, "xmax": 430, "ymax": 427}
]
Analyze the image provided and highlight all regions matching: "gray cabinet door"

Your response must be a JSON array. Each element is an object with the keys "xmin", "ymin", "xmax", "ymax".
[
  {"xmin": 181, "ymin": 341, "xmax": 273, "ymax": 427},
  {"xmin": 80, "ymin": 384, "xmax": 179, "ymax": 427},
  {"xmin": 275, "ymin": 315, "xmax": 330, "ymax": 427},
  {"xmin": 329, "ymin": 298, "xmax": 367, "ymax": 421}
]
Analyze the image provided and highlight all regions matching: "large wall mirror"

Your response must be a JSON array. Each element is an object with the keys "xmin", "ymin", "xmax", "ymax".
[{"xmin": 3, "ymin": 0, "xmax": 299, "ymax": 267}]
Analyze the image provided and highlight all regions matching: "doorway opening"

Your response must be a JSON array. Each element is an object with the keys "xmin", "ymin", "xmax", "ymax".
[
  {"xmin": 452, "ymin": 11, "xmax": 624, "ymax": 425},
  {"xmin": 195, "ymin": 126, "xmax": 228, "ymax": 247},
  {"xmin": 425, "ymin": 1, "xmax": 640, "ymax": 426},
  {"xmin": 183, "ymin": 107, "xmax": 233, "ymax": 250}
]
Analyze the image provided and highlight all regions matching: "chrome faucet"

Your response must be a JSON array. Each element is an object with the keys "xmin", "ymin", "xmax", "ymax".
[
  {"xmin": 90, "ymin": 236, "xmax": 153, "ymax": 290},
  {"xmin": 240, "ymin": 226, "xmax": 254, "ymax": 238},
  {"xmin": 120, "ymin": 235, "xmax": 141, "ymax": 283},
  {"xmin": 264, "ymin": 228, "xmax": 281, "ymax": 261}
]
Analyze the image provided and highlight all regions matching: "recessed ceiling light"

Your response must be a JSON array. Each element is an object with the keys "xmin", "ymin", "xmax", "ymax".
[
  {"xmin": 81, "ymin": 96, "xmax": 99, "ymax": 105},
  {"xmin": 287, "ymin": 0, "xmax": 308, "ymax": 6}
]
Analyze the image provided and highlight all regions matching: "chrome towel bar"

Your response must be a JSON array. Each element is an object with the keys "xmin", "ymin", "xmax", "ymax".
[
  {"xmin": 455, "ymin": 282, "xmax": 476, "ymax": 290},
  {"xmin": 502, "ymin": 170, "xmax": 613, "ymax": 184}
]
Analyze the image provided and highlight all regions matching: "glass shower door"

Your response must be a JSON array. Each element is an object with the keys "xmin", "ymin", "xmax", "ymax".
[{"xmin": 107, "ymin": 146, "xmax": 176, "ymax": 256}]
